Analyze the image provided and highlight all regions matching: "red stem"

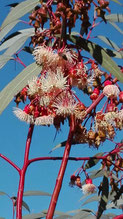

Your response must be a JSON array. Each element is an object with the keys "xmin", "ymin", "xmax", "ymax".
[
  {"xmin": 45, "ymin": 77, "xmax": 118, "ymax": 218},
  {"xmin": 113, "ymin": 215, "xmax": 123, "ymax": 219},
  {"xmin": 16, "ymin": 124, "xmax": 34, "ymax": 219},
  {"xmin": 46, "ymin": 116, "xmax": 75, "ymax": 219},
  {"xmin": 0, "ymin": 154, "xmax": 20, "ymax": 173}
]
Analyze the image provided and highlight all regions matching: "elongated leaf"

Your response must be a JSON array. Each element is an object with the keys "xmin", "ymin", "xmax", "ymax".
[
  {"xmin": 85, "ymin": 152, "xmax": 103, "ymax": 169},
  {"xmin": 42, "ymin": 210, "xmax": 69, "ymax": 216},
  {"xmin": 22, "ymin": 213, "xmax": 45, "ymax": 219},
  {"xmin": 109, "ymin": 22, "xmax": 123, "ymax": 34},
  {"xmin": 81, "ymin": 169, "xmax": 104, "ymax": 185},
  {"xmin": 0, "ymin": 20, "xmax": 20, "ymax": 42},
  {"xmin": 1, "ymin": 0, "xmax": 40, "ymax": 29},
  {"xmin": 111, "ymin": 0, "xmax": 123, "ymax": 5},
  {"xmin": 53, "ymin": 214, "xmax": 72, "ymax": 219},
  {"xmin": 23, "ymin": 46, "xmax": 34, "ymax": 54},
  {"xmin": 0, "ymin": 28, "xmax": 34, "ymax": 51},
  {"xmin": 23, "ymin": 190, "xmax": 51, "ymax": 197},
  {"xmin": 50, "ymin": 139, "xmax": 79, "ymax": 152},
  {"xmin": 106, "ymin": 198, "xmax": 123, "ymax": 209},
  {"xmin": 97, "ymin": 175, "xmax": 109, "ymax": 219},
  {"xmin": 105, "ymin": 213, "xmax": 117, "ymax": 217},
  {"xmin": 0, "ymin": 36, "xmax": 29, "ymax": 69},
  {"xmin": 105, "ymin": 14, "xmax": 123, "ymax": 22},
  {"xmin": 7, "ymin": 3, "xmax": 19, "ymax": 8},
  {"xmin": 67, "ymin": 209, "xmax": 82, "ymax": 214},
  {"xmin": 88, "ymin": 169, "xmax": 104, "ymax": 180},
  {"xmin": 11, "ymin": 196, "xmax": 30, "ymax": 212},
  {"xmin": 68, "ymin": 35, "xmax": 123, "ymax": 82},
  {"xmin": 0, "ymin": 62, "xmax": 41, "ymax": 114},
  {"xmin": 22, "ymin": 201, "xmax": 30, "ymax": 212},
  {"xmin": 82, "ymin": 195, "xmax": 100, "ymax": 206},
  {"xmin": 97, "ymin": 35, "xmax": 120, "ymax": 51},
  {"xmin": 105, "ymin": 49, "xmax": 123, "ymax": 59},
  {"xmin": 0, "ymin": 55, "xmax": 14, "ymax": 68},
  {"xmin": 0, "ymin": 191, "xmax": 7, "ymax": 196},
  {"xmin": 79, "ymin": 194, "xmax": 91, "ymax": 201},
  {"xmin": 50, "ymin": 141, "xmax": 67, "ymax": 152},
  {"xmin": 72, "ymin": 210, "xmax": 92, "ymax": 219}
]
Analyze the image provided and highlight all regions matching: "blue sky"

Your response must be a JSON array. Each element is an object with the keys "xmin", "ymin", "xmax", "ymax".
[{"xmin": 0, "ymin": 0, "xmax": 123, "ymax": 218}]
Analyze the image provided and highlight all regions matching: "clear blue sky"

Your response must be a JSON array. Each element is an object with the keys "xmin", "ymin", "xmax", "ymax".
[{"xmin": 0, "ymin": 0, "xmax": 123, "ymax": 218}]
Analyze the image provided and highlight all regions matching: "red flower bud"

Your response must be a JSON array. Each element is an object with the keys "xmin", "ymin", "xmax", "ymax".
[
  {"xmin": 119, "ymin": 91, "xmax": 123, "ymax": 103},
  {"xmin": 104, "ymin": 80, "xmax": 112, "ymax": 86}
]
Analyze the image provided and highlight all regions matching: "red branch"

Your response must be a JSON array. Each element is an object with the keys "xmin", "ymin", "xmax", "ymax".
[
  {"xmin": 0, "ymin": 153, "xmax": 20, "ymax": 173},
  {"xmin": 45, "ymin": 77, "xmax": 118, "ymax": 218},
  {"xmin": 46, "ymin": 115, "xmax": 75, "ymax": 219},
  {"xmin": 16, "ymin": 124, "xmax": 34, "ymax": 219},
  {"xmin": 113, "ymin": 215, "xmax": 123, "ymax": 219},
  {"xmin": 28, "ymin": 145, "xmax": 123, "ymax": 172}
]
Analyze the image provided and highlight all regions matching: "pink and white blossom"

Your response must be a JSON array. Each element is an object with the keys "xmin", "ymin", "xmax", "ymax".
[
  {"xmin": 103, "ymin": 85, "xmax": 120, "ymax": 98},
  {"xmin": 40, "ymin": 68, "xmax": 68, "ymax": 93},
  {"xmin": 27, "ymin": 76, "xmax": 41, "ymax": 96},
  {"xmin": 82, "ymin": 183, "xmax": 96, "ymax": 194},
  {"xmin": 13, "ymin": 108, "xmax": 34, "ymax": 124},
  {"xmin": 33, "ymin": 45, "xmax": 59, "ymax": 69},
  {"xmin": 35, "ymin": 115, "xmax": 54, "ymax": 126},
  {"xmin": 53, "ymin": 92, "xmax": 77, "ymax": 117}
]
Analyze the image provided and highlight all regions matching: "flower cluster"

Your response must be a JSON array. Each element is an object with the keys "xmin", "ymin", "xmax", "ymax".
[
  {"xmin": 69, "ymin": 174, "xmax": 96, "ymax": 195},
  {"xmin": 82, "ymin": 178, "xmax": 96, "ymax": 194},
  {"xmin": 14, "ymin": 0, "xmax": 122, "ymax": 148}
]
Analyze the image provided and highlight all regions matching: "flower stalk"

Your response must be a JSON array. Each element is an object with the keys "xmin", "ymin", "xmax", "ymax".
[
  {"xmin": 46, "ymin": 115, "xmax": 75, "ymax": 219},
  {"xmin": 16, "ymin": 124, "xmax": 34, "ymax": 219}
]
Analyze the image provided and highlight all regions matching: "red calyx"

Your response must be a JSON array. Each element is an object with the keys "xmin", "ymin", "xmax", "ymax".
[
  {"xmin": 104, "ymin": 80, "xmax": 112, "ymax": 87},
  {"xmin": 93, "ymin": 88, "xmax": 100, "ymax": 95},
  {"xmin": 85, "ymin": 178, "xmax": 92, "ymax": 184},
  {"xmin": 107, "ymin": 103, "xmax": 116, "ymax": 112},
  {"xmin": 119, "ymin": 91, "xmax": 123, "ymax": 103},
  {"xmin": 90, "ymin": 93, "xmax": 98, "ymax": 100},
  {"xmin": 23, "ymin": 105, "xmax": 31, "ymax": 114}
]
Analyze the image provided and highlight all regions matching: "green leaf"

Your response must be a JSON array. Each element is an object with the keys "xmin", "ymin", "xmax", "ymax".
[
  {"xmin": 105, "ymin": 213, "xmax": 117, "ymax": 217},
  {"xmin": 85, "ymin": 152, "xmax": 103, "ymax": 169},
  {"xmin": 109, "ymin": 22, "xmax": 123, "ymax": 34},
  {"xmin": 72, "ymin": 209, "xmax": 93, "ymax": 219},
  {"xmin": 89, "ymin": 169, "xmax": 104, "ymax": 180},
  {"xmin": 106, "ymin": 198, "xmax": 123, "ymax": 209},
  {"xmin": 22, "ymin": 213, "xmax": 45, "ymax": 219},
  {"xmin": 0, "ymin": 62, "xmax": 41, "ymax": 114},
  {"xmin": 0, "ymin": 28, "xmax": 34, "ymax": 51},
  {"xmin": 0, "ymin": 36, "xmax": 29, "ymax": 69},
  {"xmin": 96, "ymin": 175, "xmax": 109, "ymax": 219},
  {"xmin": 111, "ymin": 0, "xmax": 123, "ymax": 5},
  {"xmin": 23, "ymin": 190, "xmax": 51, "ymax": 197},
  {"xmin": 0, "ymin": 191, "xmax": 7, "ymax": 196},
  {"xmin": 0, "ymin": 20, "xmax": 20, "ymax": 42},
  {"xmin": 50, "ymin": 139, "xmax": 79, "ymax": 152},
  {"xmin": 68, "ymin": 35, "xmax": 123, "ymax": 82},
  {"xmin": 105, "ymin": 14, "xmax": 123, "ymax": 22},
  {"xmin": 42, "ymin": 210, "xmax": 69, "ymax": 216},
  {"xmin": 1, "ymin": 0, "xmax": 40, "ymax": 29},
  {"xmin": 50, "ymin": 141, "xmax": 67, "ymax": 152},
  {"xmin": 105, "ymin": 49, "xmax": 123, "ymax": 59},
  {"xmin": 53, "ymin": 215, "xmax": 72, "ymax": 219},
  {"xmin": 11, "ymin": 196, "xmax": 30, "ymax": 212},
  {"xmin": 0, "ymin": 55, "xmax": 14, "ymax": 69},
  {"xmin": 97, "ymin": 35, "xmax": 120, "ymax": 51},
  {"xmin": 82, "ymin": 195, "xmax": 99, "ymax": 206},
  {"xmin": 23, "ymin": 46, "xmax": 34, "ymax": 54},
  {"xmin": 22, "ymin": 201, "xmax": 30, "ymax": 212}
]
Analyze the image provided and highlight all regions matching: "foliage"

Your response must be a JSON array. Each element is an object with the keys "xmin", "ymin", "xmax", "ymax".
[{"xmin": 0, "ymin": 0, "xmax": 123, "ymax": 219}]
